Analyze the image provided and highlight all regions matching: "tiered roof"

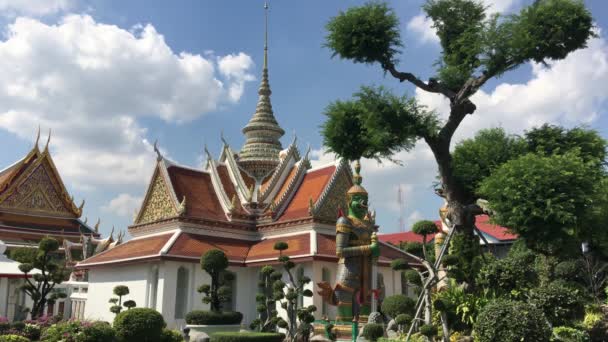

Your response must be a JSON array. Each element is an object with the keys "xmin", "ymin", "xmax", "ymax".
[{"xmin": 0, "ymin": 136, "xmax": 98, "ymax": 248}]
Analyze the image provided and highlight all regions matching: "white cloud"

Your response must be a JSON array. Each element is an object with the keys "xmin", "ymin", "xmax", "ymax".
[
  {"xmin": 407, "ymin": 0, "xmax": 521, "ymax": 45},
  {"xmin": 0, "ymin": 15, "xmax": 255, "ymax": 189},
  {"xmin": 101, "ymin": 193, "xmax": 142, "ymax": 218},
  {"xmin": 406, "ymin": 14, "xmax": 439, "ymax": 44},
  {"xmin": 0, "ymin": 0, "xmax": 72, "ymax": 17},
  {"xmin": 218, "ymin": 53, "xmax": 256, "ymax": 102}
]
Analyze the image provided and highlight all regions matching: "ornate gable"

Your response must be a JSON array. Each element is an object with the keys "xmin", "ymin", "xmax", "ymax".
[
  {"xmin": 135, "ymin": 165, "xmax": 179, "ymax": 225},
  {"xmin": 312, "ymin": 160, "xmax": 352, "ymax": 222},
  {"xmin": 0, "ymin": 149, "xmax": 82, "ymax": 218}
]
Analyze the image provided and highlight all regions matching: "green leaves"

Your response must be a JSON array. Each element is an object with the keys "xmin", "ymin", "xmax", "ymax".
[
  {"xmin": 412, "ymin": 220, "xmax": 440, "ymax": 237},
  {"xmin": 479, "ymin": 151, "xmax": 602, "ymax": 254},
  {"xmin": 113, "ymin": 285, "xmax": 130, "ymax": 297},
  {"xmin": 200, "ymin": 249, "xmax": 229, "ymax": 275},
  {"xmin": 325, "ymin": 2, "xmax": 401, "ymax": 65},
  {"xmin": 322, "ymin": 86, "xmax": 435, "ymax": 162},
  {"xmin": 514, "ymin": 0, "xmax": 595, "ymax": 63}
]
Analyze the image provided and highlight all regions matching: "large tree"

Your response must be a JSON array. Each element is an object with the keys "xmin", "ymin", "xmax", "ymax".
[{"xmin": 322, "ymin": 0, "xmax": 594, "ymax": 285}]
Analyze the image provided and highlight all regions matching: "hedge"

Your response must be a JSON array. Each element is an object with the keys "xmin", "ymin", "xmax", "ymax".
[
  {"xmin": 362, "ymin": 323, "xmax": 384, "ymax": 342},
  {"xmin": 210, "ymin": 332, "xmax": 285, "ymax": 342},
  {"xmin": 381, "ymin": 295, "xmax": 415, "ymax": 318},
  {"xmin": 0, "ymin": 335, "xmax": 30, "ymax": 342},
  {"xmin": 114, "ymin": 308, "xmax": 166, "ymax": 342},
  {"xmin": 185, "ymin": 311, "xmax": 243, "ymax": 325}
]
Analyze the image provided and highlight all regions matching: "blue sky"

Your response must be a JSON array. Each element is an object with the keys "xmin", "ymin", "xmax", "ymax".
[{"xmin": 0, "ymin": 0, "xmax": 606, "ymax": 238}]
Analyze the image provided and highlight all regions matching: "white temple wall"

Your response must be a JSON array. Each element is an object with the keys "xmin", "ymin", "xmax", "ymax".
[{"xmin": 84, "ymin": 264, "xmax": 150, "ymax": 323}]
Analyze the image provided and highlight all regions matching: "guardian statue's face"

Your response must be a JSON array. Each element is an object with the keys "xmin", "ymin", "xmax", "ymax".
[{"xmin": 348, "ymin": 193, "xmax": 368, "ymax": 219}]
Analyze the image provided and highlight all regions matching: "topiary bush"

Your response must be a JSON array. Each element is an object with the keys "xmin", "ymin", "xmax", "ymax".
[
  {"xmin": 419, "ymin": 324, "xmax": 437, "ymax": 338},
  {"xmin": 160, "ymin": 329, "xmax": 184, "ymax": 342},
  {"xmin": 362, "ymin": 323, "xmax": 384, "ymax": 342},
  {"xmin": 114, "ymin": 308, "xmax": 165, "ymax": 342},
  {"xmin": 552, "ymin": 326, "xmax": 590, "ymax": 342},
  {"xmin": 81, "ymin": 321, "xmax": 116, "ymax": 342},
  {"xmin": 381, "ymin": 294, "xmax": 415, "ymax": 318},
  {"xmin": 474, "ymin": 299, "xmax": 551, "ymax": 342},
  {"xmin": 528, "ymin": 281, "xmax": 586, "ymax": 326},
  {"xmin": 185, "ymin": 310, "xmax": 243, "ymax": 325},
  {"xmin": 210, "ymin": 332, "xmax": 285, "ymax": 342},
  {"xmin": 0, "ymin": 335, "xmax": 29, "ymax": 342}
]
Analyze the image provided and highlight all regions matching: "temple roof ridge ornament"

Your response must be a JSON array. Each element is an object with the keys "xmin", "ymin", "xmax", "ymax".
[
  {"xmin": 259, "ymin": 136, "xmax": 301, "ymax": 202},
  {"xmin": 238, "ymin": 1, "xmax": 285, "ymax": 180}
]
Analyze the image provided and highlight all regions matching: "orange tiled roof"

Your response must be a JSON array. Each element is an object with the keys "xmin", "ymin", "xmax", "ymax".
[
  {"xmin": 272, "ymin": 164, "xmax": 298, "ymax": 203},
  {"xmin": 240, "ymin": 169, "xmax": 255, "ymax": 190},
  {"xmin": 78, "ymin": 233, "xmax": 173, "ymax": 265},
  {"xmin": 278, "ymin": 166, "xmax": 336, "ymax": 221},
  {"xmin": 247, "ymin": 234, "xmax": 311, "ymax": 261},
  {"xmin": 167, "ymin": 232, "xmax": 252, "ymax": 263},
  {"xmin": 167, "ymin": 166, "xmax": 226, "ymax": 221}
]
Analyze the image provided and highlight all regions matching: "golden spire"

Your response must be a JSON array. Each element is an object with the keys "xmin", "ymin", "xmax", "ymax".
[{"xmin": 239, "ymin": 0, "xmax": 285, "ymax": 180}]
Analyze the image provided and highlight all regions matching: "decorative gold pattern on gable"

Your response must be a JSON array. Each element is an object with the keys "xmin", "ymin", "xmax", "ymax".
[
  {"xmin": 136, "ymin": 171, "xmax": 177, "ymax": 225},
  {"xmin": 316, "ymin": 169, "xmax": 351, "ymax": 221},
  {"xmin": 0, "ymin": 163, "xmax": 72, "ymax": 216}
]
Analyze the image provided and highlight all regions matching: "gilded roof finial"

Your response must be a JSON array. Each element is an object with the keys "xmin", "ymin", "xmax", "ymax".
[
  {"xmin": 178, "ymin": 196, "xmax": 187, "ymax": 216},
  {"xmin": 44, "ymin": 128, "xmax": 51, "ymax": 152},
  {"xmin": 34, "ymin": 125, "xmax": 40, "ymax": 149},
  {"xmin": 347, "ymin": 160, "xmax": 367, "ymax": 198},
  {"xmin": 94, "ymin": 218, "xmax": 100, "ymax": 233},
  {"xmin": 153, "ymin": 140, "xmax": 163, "ymax": 162}
]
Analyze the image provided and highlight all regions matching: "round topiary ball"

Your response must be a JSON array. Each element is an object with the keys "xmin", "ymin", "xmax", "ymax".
[
  {"xmin": 474, "ymin": 299, "xmax": 551, "ymax": 342},
  {"xmin": 39, "ymin": 237, "xmax": 60, "ymax": 252},
  {"xmin": 201, "ymin": 249, "xmax": 229, "ymax": 275},
  {"xmin": 412, "ymin": 220, "xmax": 439, "ymax": 237},
  {"xmin": 362, "ymin": 323, "xmax": 385, "ymax": 342},
  {"xmin": 114, "ymin": 308, "xmax": 166, "ymax": 342},
  {"xmin": 381, "ymin": 294, "xmax": 415, "ymax": 319},
  {"xmin": 113, "ymin": 285, "xmax": 130, "ymax": 297}
]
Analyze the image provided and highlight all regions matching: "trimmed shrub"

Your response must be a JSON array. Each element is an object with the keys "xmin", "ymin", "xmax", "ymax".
[
  {"xmin": 381, "ymin": 294, "xmax": 415, "ymax": 318},
  {"xmin": 114, "ymin": 308, "xmax": 165, "ymax": 342},
  {"xmin": 0, "ymin": 335, "xmax": 29, "ymax": 342},
  {"xmin": 552, "ymin": 326, "xmax": 590, "ymax": 342},
  {"xmin": 210, "ymin": 332, "xmax": 285, "ymax": 342},
  {"xmin": 160, "ymin": 329, "xmax": 184, "ymax": 342},
  {"xmin": 419, "ymin": 324, "xmax": 437, "ymax": 338},
  {"xmin": 185, "ymin": 310, "xmax": 243, "ymax": 325},
  {"xmin": 362, "ymin": 323, "xmax": 384, "ymax": 342},
  {"xmin": 474, "ymin": 299, "xmax": 551, "ymax": 342},
  {"xmin": 41, "ymin": 320, "xmax": 91, "ymax": 342},
  {"xmin": 529, "ymin": 281, "xmax": 586, "ymax": 326},
  {"xmin": 82, "ymin": 321, "xmax": 116, "ymax": 342}
]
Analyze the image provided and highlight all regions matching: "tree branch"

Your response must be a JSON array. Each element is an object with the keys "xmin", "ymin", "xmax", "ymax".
[{"xmin": 383, "ymin": 62, "xmax": 457, "ymax": 99}]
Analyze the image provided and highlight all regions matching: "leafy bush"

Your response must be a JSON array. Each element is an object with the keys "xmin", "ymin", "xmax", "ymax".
[
  {"xmin": 82, "ymin": 321, "xmax": 116, "ymax": 342},
  {"xmin": 477, "ymin": 249, "xmax": 538, "ymax": 298},
  {"xmin": 185, "ymin": 310, "xmax": 243, "ymax": 325},
  {"xmin": 474, "ymin": 299, "xmax": 551, "ymax": 342},
  {"xmin": 381, "ymin": 294, "xmax": 415, "ymax": 318},
  {"xmin": 41, "ymin": 320, "xmax": 87, "ymax": 342},
  {"xmin": 529, "ymin": 281, "xmax": 586, "ymax": 326},
  {"xmin": 0, "ymin": 335, "xmax": 29, "ymax": 342},
  {"xmin": 22, "ymin": 324, "xmax": 40, "ymax": 341},
  {"xmin": 114, "ymin": 308, "xmax": 165, "ymax": 342},
  {"xmin": 419, "ymin": 324, "xmax": 437, "ymax": 338},
  {"xmin": 362, "ymin": 323, "xmax": 384, "ymax": 342},
  {"xmin": 552, "ymin": 326, "xmax": 590, "ymax": 342},
  {"xmin": 210, "ymin": 332, "xmax": 285, "ymax": 342},
  {"xmin": 160, "ymin": 329, "xmax": 183, "ymax": 342}
]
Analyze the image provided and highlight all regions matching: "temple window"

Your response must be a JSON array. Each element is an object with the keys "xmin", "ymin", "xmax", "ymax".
[
  {"xmin": 174, "ymin": 266, "xmax": 189, "ymax": 319},
  {"xmin": 149, "ymin": 266, "xmax": 159, "ymax": 309}
]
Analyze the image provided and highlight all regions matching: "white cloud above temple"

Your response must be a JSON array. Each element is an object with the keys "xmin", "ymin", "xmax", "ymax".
[
  {"xmin": 101, "ymin": 193, "xmax": 143, "ymax": 218},
  {"xmin": 0, "ymin": 14, "xmax": 255, "ymax": 189}
]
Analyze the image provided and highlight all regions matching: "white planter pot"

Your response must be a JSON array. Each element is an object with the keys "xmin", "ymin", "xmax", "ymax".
[{"xmin": 186, "ymin": 324, "xmax": 241, "ymax": 339}]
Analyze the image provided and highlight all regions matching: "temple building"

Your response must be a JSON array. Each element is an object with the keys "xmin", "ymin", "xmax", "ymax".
[
  {"xmin": 0, "ymin": 136, "xmax": 103, "ymax": 320},
  {"xmin": 76, "ymin": 5, "xmax": 415, "ymax": 328}
]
